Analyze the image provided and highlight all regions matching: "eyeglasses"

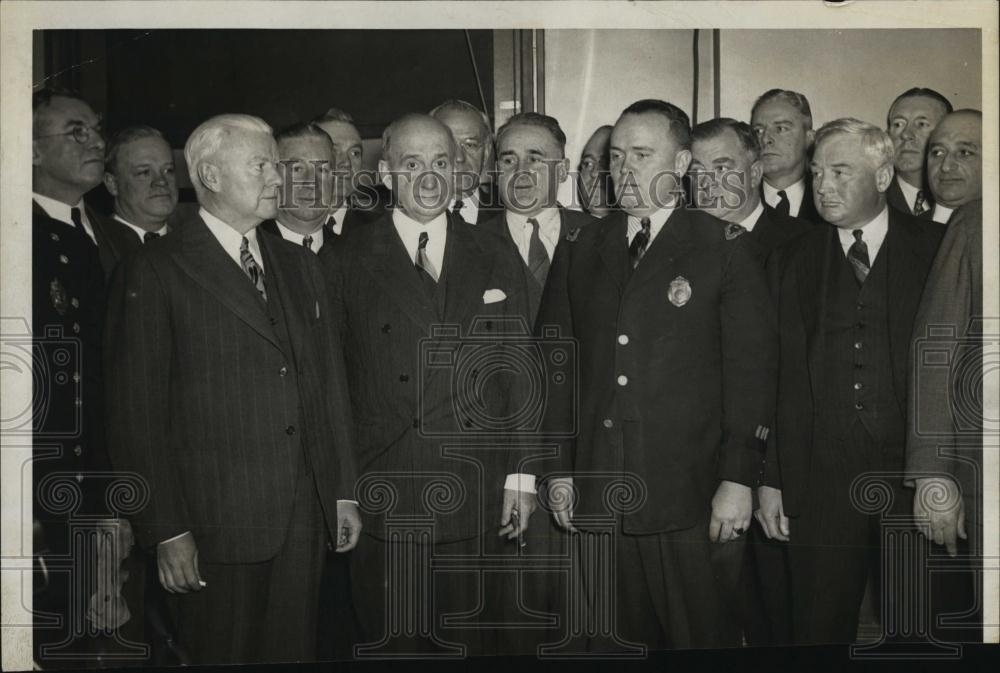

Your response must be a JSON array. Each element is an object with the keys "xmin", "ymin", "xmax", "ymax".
[{"xmin": 34, "ymin": 124, "xmax": 104, "ymax": 145}]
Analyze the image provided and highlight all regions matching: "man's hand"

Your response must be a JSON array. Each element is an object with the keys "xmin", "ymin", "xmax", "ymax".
[
  {"xmin": 547, "ymin": 477, "xmax": 577, "ymax": 532},
  {"xmin": 335, "ymin": 501, "xmax": 363, "ymax": 552},
  {"xmin": 710, "ymin": 480, "xmax": 752, "ymax": 543},
  {"xmin": 499, "ymin": 488, "xmax": 537, "ymax": 541},
  {"xmin": 157, "ymin": 532, "xmax": 203, "ymax": 594},
  {"xmin": 754, "ymin": 485, "xmax": 790, "ymax": 542},
  {"xmin": 914, "ymin": 476, "xmax": 966, "ymax": 557}
]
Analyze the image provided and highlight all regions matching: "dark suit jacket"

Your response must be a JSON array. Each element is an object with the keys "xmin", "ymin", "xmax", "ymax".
[
  {"xmin": 104, "ymin": 214, "xmax": 358, "ymax": 562},
  {"xmin": 745, "ymin": 204, "xmax": 813, "ymax": 264},
  {"xmin": 886, "ymin": 176, "xmax": 935, "ymax": 221},
  {"xmin": 763, "ymin": 175, "xmax": 821, "ymax": 224},
  {"xmin": 768, "ymin": 208, "xmax": 944, "ymax": 516},
  {"xmin": 536, "ymin": 206, "xmax": 778, "ymax": 534},
  {"xmin": 321, "ymin": 212, "xmax": 532, "ymax": 543},
  {"xmin": 91, "ymin": 211, "xmax": 142, "ymax": 280},
  {"xmin": 480, "ymin": 207, "xmax": 598, "ymax": 323},
  {"xmin": 260, "ymin": 205, "xmax": 382, "ymax": 251}
]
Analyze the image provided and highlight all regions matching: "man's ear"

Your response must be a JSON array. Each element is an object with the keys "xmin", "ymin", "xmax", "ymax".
[
  {"xmin": 875, "ymin": 163, "xmax": 893, "ymax": 193},
  {"xmin": 378, "ymin": 159, "xmax": 393, "ymax": 190},
  {"xmin": 198, "ymin": 162, "xmax": 222, "ymax": 194},
  {"xmin": 104, "ymin": 172, "xmax": 119, "ymax": 198},
  {"xmin": 674, "ymin": 149, "xmax": 693, "ymax": 177},
  {"xmin": 556, "ymin": 157, "xmax": 569, "ymax": 184},
  {"xmin": 32, "ymin": 140, "xmax": 44, "ymax": 167},
  {"xmin": 749, "ymin": 158, "xmax": 764, "ymax": 191},
  {"xmin": 805, "ymin": 128, "xmax": 816, "ymax": 151}
]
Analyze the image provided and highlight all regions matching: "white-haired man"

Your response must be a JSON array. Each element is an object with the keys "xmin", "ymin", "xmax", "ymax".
[
  {"xmin": 761, "ymin": 118, "xmax": 944, "ymax": 643},
  {"xmin": 104, "ymin": 113, "xmax": 361, "ymax": 664},
  {"xmin": 430, "ymin": 99, "xmax": 503, "ymax": 224}
]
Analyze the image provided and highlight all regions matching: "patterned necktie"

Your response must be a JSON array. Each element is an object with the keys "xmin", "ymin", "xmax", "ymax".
[
  {"xmin": 143, "ymin": 231, "xmax": 160, "ymax": 244},
  {"xmin": 629, "ymin": 217, "xmax": 652, "ymax": 268},
  {"xmin": 913, "ymin": 190, "xmax": 927, "ymax": 216},
  {"xmin": 526, "ymin": 217, "xmax": 550, "ymax": 287},
  {"xmin": 847, "ymin": 229, "xmax": 870, "ymax": 286},
  {"xmin": 240, "ymin": 236, "xmax": 267, "ymax": 302},
  {"xmin": 775, "ymin": 190, "xmax": 790, "ymax": 217},
  {"xmin": 302, "ymin": 235, "xmax": 313, "ymax": 251},
  {"xmin": 415, "ymin": 230, "xmax": 440, "ymax": 293}
]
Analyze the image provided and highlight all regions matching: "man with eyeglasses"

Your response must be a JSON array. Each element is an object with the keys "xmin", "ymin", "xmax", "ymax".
[
  {"xmin": 30, "ymin": 87, "xmax": 114, "ymax": 667},
  {"xmin": 429, "ymin": 99, "xmax": 503, "ymax": 225}
]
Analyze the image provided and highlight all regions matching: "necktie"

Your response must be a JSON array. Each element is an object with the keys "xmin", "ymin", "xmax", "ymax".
[
  {"xmin": 526, "ymin": 217, "xmax": 550, "ymax": 287},
  {"xmin": 451, "ymin": 199, "xmax": 465, "ymax": 218},
  {"xmin": 326, "ymin": 214, "xmax": 338, "ymax": 236},
  {"xmin": 70, "ymin": 206, "xmax": 84, "ymax": 231},
  {"xmin": 302, "ymin": 235, "xmax": 313, "ymax": 251},
  {"xmin": 415, "ymin": 231, "xmax": 439, "ymax": 297},
  {"xmin": 847, "ymin": 229, "xmax": 870, "ymax": 286},
  {"xmin": 775, "ymin": 190, "xmax": 790, "ymax": 217},
  {"xmin": 629, "ymin": 217, "xmax": 652, "ymax": 268},
  {"xmin": 143, "ymin": 231, "xmax": 160, "ymax": 244},
  {"xmin": 913, "ymin": 190, "xmax": 927, "ymax": 216},
  {"xmin": 240, "ymin": 236, "xmax": 267, "ymax": 302}
]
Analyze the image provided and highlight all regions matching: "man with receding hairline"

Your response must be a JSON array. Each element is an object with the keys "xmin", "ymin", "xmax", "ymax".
[
  {"xmin": 577, "ymin": 124, "xmax": 614, "ymax": 217},
  {"xmin": 885, "ymin": 87, "xmax": 952, "ymax": 219},
  {"xmin": 430, "ymin": 99, "xmax": 503, "ymax": 225},
  {"xmin": 926, "ymin": 109, "xmax": 982, "ymax": 224},
  {"xmin": 104, "ymin": 113, "xmax": 360, "ymax": 664},
  {"xmin": 765, "ymin": 118, "xmax": 943, "ymax": 643},
  {"xmin": 313, "ymin": 107, "xmax": 383, "ymax": 236}
]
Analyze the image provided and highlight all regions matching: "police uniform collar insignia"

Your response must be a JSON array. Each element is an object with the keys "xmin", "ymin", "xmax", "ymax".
[
  {"xmin": 565, "ymin": 227, "xmax": 581, "ymax": 242},
  {"xmin": 725, "ymin": 222, "xmax": 747, "ymax": 240}
]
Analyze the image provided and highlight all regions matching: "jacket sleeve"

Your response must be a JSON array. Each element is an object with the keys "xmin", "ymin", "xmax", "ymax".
[
  {"xmin": 717, "ymin": 237, "xmax": 778, "ymax": 487},
  {"xmin": 103, "ymin": 251, "xmax": 191, "ymax": 549}
]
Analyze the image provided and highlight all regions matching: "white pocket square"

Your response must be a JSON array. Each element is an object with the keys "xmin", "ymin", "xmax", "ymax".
[{"xmin": 483, "ymin": 289, "xmax": 507, "ymax": 304}]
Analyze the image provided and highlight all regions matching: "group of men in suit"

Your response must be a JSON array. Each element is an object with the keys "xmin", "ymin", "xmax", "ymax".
[{"xmin": 29, "ymin": 78, "xmax": 983, "ymax": 666}]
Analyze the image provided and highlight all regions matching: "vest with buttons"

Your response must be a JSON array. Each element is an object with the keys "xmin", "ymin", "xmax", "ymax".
[{"xmin": 818, "ymin": 237, "xmax": 904, "ymax": 442}]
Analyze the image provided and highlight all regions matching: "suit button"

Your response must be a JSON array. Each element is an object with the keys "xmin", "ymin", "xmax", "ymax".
[
  {"xmin": 617, "ymin": 375, "xmax": 628, "ymax": 386},
  {"xmin": 269, "ymin": 317, "xmax": 278, "ymax": 326},
  {"xmin": 854, "ymin": 342, "xmax": 862, "ymax": 350},
  {"xmin": 399, "ymin": 374, "xmax": 409, "ymax": 382},
  {"xmin": 50, "ymin": 232, "xmax": 60, "ymax": 242},
  {"xmin": 382, "ymin": 324, "xmax": 391, "ymax": 333},
  {"xmin": 286, "ymin": 425, "xmax": 296, "ymax": 435},
  {"xmin": 59, "ymin": 254, "xmax": 69, "ymax": 264},
  {"xmin": 279, "ymin": 366, "xmax": 288, "ymax": 376},
  {"xmin": 72, "ymin": 322, "xmax": 80, "ymax": 333},
  {"xmin": 70, "ymin": 298, "xmax": 79, "ymax": 308},
  {"xmin": 73, "ymin": 445, "xmax": 82, "ymax": 456},
  {"xmin": 855, "ymin": 402, "xmax": 864, "ymax": 411},
  {"xmin": 853, "ymin": 382, "xmax": 863, "ymax": 390},
  {"xmin": 617, "ymin": 334, "xmax": 629, "ymax": 345},
  {"xmin": 603, "ymin": 418, "xmax": 614, "ymax": 428}
]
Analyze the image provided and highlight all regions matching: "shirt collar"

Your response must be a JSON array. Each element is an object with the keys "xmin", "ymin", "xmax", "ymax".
[
  {"xmin": 275, "ymin": 217, "xmax": 325, "ymax": 248},
  {"xmin": 506, "ymin": 207, "xmax": 560, "ymax": 231},
  {"xmin": 836, "ymin": 206, "xmax": 889, "ymax": 261},
  {"xmin": 895, "ymin": 175, "xmax": 922, "ymax": 210},
  {"xmin": 114, "ymin": 213, "xmax": 168, "ymax": 241},
  {"xmin": 392, "ymin": 208, "xmax": 447, "ymax": 235},
  {"xmin": 932, "ymin": 203, "xmax": 954, "ymax": 225},
  {"xmin": 737, "ymin": 201, "xmax": 765, "ymax": 232},
  {"xmin": 628, "ymin": 205, "xmax": 675, "ymax": 241},
  {"xmin": 762, "ymin": 177, "xmax": 806, "ymax": 212},
  {"xmin": 200, "ymin": 206, "xmax": 264, "ymax": 270},
  {"xmin": 33, "ymin": 192, "xmax": 83, "ymax": 227}
]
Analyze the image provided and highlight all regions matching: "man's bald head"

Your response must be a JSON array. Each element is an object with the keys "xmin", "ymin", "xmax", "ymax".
[
  {"xmin": 379, "ymin": 114, "xmax": 456, "ymax": 223},
  {"xmin": 927, "ymin": 109, "xmax": 982, "ymax": 208}
]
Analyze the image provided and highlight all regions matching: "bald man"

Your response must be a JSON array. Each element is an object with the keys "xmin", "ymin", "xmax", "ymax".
[
  {"xmin": 926, "ymin": 110, "xmax": 982, "ymax": 224},
  {"xmin": 577, "ymin": 125, "xmax": 614, "ymax": 217}
]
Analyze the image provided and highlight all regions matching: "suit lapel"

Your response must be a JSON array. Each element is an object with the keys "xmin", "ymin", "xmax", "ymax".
[
  {"xmin": 359, "ymin": 216, "xmax": 440, "ymax": 332},
  {"xmin": 800, "ymin": 227, "xmax": 835, "ymax": 400},
  {"xmin": 259, "ymin": 232, "xmax": 306, "ymax": 361},
  {"xmin": 885, "ymin": 211, "xmax": 927, "ymax": 399},
  {"xmin": 594, "ymin": 211, "xmax": 630, "ymax": 292},
  {"xmin": 442, "ymin": 213, "xmax": 493, "ymax": 324},
  {"xmin": 171, "ymin": 215, "xmax": 282, "ymax": 351}
]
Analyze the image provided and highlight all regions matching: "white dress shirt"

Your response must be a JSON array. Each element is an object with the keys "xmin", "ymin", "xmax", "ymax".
[
  {"xmin": 275, "ymin": 218, "xmax": 325, "ymax": 252},
  {"xmin": 33, "ymin": 192, "xmax": 97, "ymax": 244},
  {"xmin": 450, "ymin": 193, "xmax": 480, "ymax": 225},
  {"xmin": 114, "ymin": 214, "xmax": 168, "ymax": 242},
  {"xmin": 932, "ymin": 204, "xmax": 954, "ymax": 225},
  {"xmin": 626, "ymin": 205, "xmax": 676, "ymax": 247},
  {"xmin": 737, "ymin": 201, "xmax": 765, "ymax": 233},
  {"xmin": 200, "ymin": 207, "xmax": 264, "ymax": 270},
  {"xmin": 895, "ymin": 176, "xmax": 922, "ymax": 215},
  {"xmin": 837, "ymin": 206, "xmax": 889, "ymax": 263},
  {"xmin": 762, "ymin": 177, "xmax": 807, "ymax": 218},
  {"xmin": 327, "ymin": 205, "xmax": 348, "ymax": 235},
  {"xmin": 506, "ymin": 207, "xmax": 561, "ymax": 264},
  {"xmin": 392, "ymin": 208, "xmax": 447, "ymax": 272}
]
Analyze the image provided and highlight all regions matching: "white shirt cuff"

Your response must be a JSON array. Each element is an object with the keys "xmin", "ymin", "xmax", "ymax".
[
  {"xmin": 337, "ymin": 499, "xmax": 359, "ymax": 506},
  {"xmin": 158, "ymin": 530, "xmax": 191, "ymax": 546},
  {"xmin": 504, "ymin": 473, "xmax": 537, "ymax": 494}
]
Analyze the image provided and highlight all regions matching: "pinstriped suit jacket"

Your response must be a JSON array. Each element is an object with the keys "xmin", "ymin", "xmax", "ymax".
[{"xmin": 104, "ymin": 213, "xmax": 358, "ymax": 563}]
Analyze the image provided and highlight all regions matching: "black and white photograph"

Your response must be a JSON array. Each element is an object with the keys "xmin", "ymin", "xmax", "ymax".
[{"xmin": 0, "ymin": 1, "xmax": 997, "ymax": 671}]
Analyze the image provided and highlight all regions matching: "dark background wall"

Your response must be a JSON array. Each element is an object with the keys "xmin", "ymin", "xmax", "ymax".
[{"xmin": 37, "ymin": 29, "xmax": 495, "ymax": 145}]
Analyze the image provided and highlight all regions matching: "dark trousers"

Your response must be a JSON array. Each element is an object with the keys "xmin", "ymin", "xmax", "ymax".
[
  {"xmin": 592, "ymin": 515, "xmax": 743, "ymax": 652},
  {"xmin": 165, "ymin": 464, "xmax": 326, "ymax": 665},
  {"xmin": 787, "ymin": 421, "xmax": 910, "ymax": 644},
  {"xmin": 316, "ymin": 549, "xmax": 362, "ymax": 660},
  {"xmin": 741, "ymin": 523, "xmax": 793, "ymax": 645},
  {"xmin": 926, "ymin": 496, "xmax": 982, "ymax": 643}
]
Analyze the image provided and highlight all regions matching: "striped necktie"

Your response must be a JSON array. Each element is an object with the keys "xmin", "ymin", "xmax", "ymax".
[
  {"xmin": 415, "ymin": 231, "xmax": 438, "ymax": 297},
  {"xmin": 526, "ymin": 217, "xmax": 550, "ymax": 287},
  {"xmin": 913, "ymin": 190, "xmax": 928, "ymax": 216},
  {"xmin": 847, "ymin": 229, "xmax": 870, "ymax": 286},
  {"xmin": 240, "ymin": 236, "xmax": 267, "ymax": 302},
  {"xmin": 143, "ymin": 231, "xmax": 160, "ymax": 244},
  {"xmin": 302, "ymin": 235, "xmax": 313, "ymax": 251},
  {"xmin": 629, "ymin": 217, "xmax": 652, "ymax": 268}
]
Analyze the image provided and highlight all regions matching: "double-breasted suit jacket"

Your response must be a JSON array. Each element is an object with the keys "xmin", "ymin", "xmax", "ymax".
[
  {"xmin": 536, "ymin": 206, "xmax": 778, "ymax": 534},
  {"xmin": 321, "ymin": 212, "xmax": 532, "ymax": 543},
  {"xmin": 104, "ymin": 214, "xmax": 358, "ymax": 563}
]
